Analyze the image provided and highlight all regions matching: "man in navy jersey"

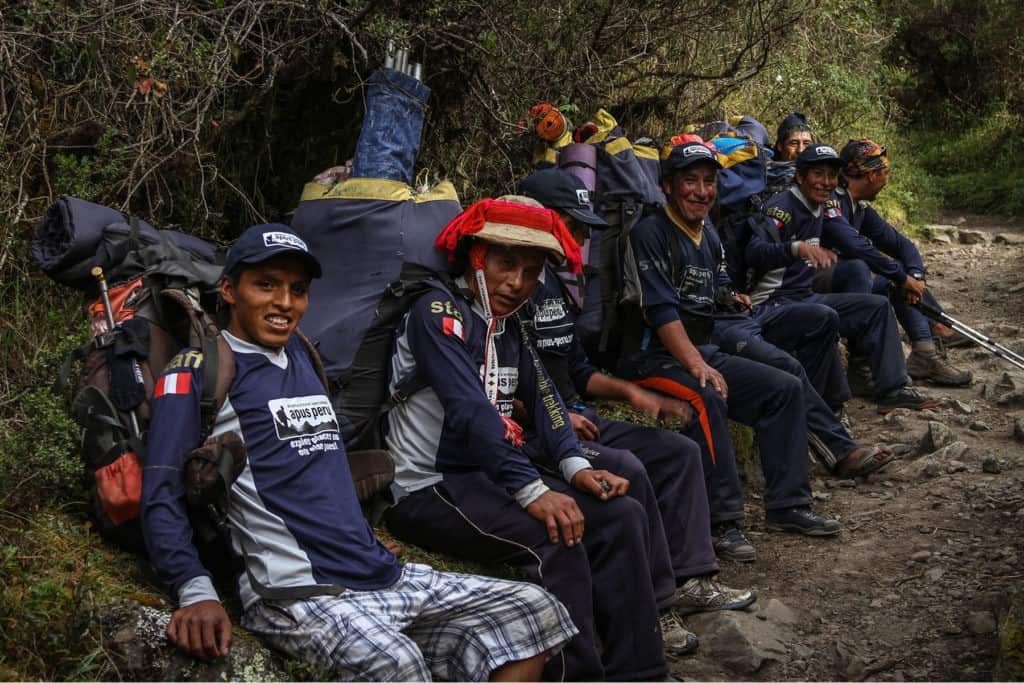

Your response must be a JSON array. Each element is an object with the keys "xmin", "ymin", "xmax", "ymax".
[
  {"xmin": 615, "ymin": 141, "xmax": 843, "ymax": 553},
  {"xmin": 750, "ymin": 145, "xmax": 941, "ymax": 412},
  {"xmin": 141, "ymin": 223, "xmax": 576, "ymax": 681},
  {"xmin": 384, "ymin": 197, "xmax": 755, "ymax": 681},
  {"xmin": 816, "ymin": 138, "xmax": 971, "ymax": 388},
  {"xmin": 517, "ymin": 168, "xmax": 755, "ymax": 643}
]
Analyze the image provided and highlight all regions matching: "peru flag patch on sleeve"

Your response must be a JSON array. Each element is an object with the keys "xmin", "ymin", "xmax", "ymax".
[
  {"xmin": 154, "ymin": 372, "xmax": 192, "ymax": 398},
  {"xmin": 442, "ymin": 316, "xmax": 465, "ymax": 340}
]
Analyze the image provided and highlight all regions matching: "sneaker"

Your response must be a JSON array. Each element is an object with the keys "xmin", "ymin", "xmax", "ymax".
[
  {"xmin": 711, "ymin": 523, "xmax": 756, "ymax": 562},
  {"xmin": 906, "ymin": 349, "xmax": 973, "ymax": 386},
  {"xmin": 659, "ymin": 612, "xmax": 699, "ymax": 656},
  {"xmin": 764, "ymin": 505, "xmax": 841, "ymax": 536},
  {"xmin": 846, "ymin": 357, "xmax": 875, "ymax": 398},
  {"xmin": 673, "ymin": 576, "xmax": 757, "ymax": 616},
  {"xmin": 876, "ymin": 385, "xmax": 943, "ymax": 412}
]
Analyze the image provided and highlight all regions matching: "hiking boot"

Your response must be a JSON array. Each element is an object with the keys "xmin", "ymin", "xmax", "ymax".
[
  {"xmin": 876, "ymin": 385, "xmax": 942, "ymax": 412},
  {"xmin": 906, "ymin": 349, "xmax": 973, "ymax": 386},
  {"xmin": 846, "ymin": 357, "xmax": 875, "ymax": 398},
  {"xmin": 765, "ymin": 506, "xmax": 841, "ymax": 536},
  {"xmin": 659, "ymin": 612, "xmax": 699, "ymax": 656},
  {"xmin": 712, "ymin": 523, "xmax": 756, "ymax": 563},
  {"xmin": 673, "ymin": 576, "xmax": 757, "ymax": 616}
]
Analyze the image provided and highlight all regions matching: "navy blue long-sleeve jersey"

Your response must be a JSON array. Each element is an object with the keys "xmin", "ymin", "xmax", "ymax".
[
  {"xmin": 820, "ymin": 187, "xmax": 926, "ymax": 284},
  {"xmin": 386, "ymin": 280, "xmax": 589, "ymax": 506},
  {"xmin": 141, "ymin": 332, "xmax": 400, "ymax": 609},
  {"xmin": 747, "ymin": 186, "xmax": 824, "ymax": 304},
  {"xmin": 518, "ymin": 267, "xmax": 599, "ymax": 405},
  {"xmin": 622, "ymin": 207, "xmax": 731, "ymax": 347}
]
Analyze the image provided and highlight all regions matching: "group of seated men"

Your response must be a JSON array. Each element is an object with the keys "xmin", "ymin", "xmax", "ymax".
[{"xmin": 139, "ymin": 111, "xmax": 969, "ymax": 681}]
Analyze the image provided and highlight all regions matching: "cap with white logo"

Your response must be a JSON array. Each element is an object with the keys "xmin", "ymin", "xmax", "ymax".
[
  {"xmin": 225, "ymin": 223, "xmax": 322, "ymax": 278},
  {"xmin": 661, "ymin": 140, "xmax": 723, "ymax": 175},
  {"xmin": 797, "ymin": 144, "xmax": 843, "ymax": 169},
  {"xmin": 518, "ymin": 168, "xmax": 609, "ymax": 228}
]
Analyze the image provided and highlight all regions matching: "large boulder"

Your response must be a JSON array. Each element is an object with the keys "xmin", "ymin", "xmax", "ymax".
[{"xmin": 730, "ymin": 422, "xmax": 764, "ymax": 488}]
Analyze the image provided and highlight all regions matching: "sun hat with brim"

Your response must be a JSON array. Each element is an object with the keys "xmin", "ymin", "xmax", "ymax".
[{"xmin": 435, "ymin": 196, "xmax": 583, "ymax": 274}]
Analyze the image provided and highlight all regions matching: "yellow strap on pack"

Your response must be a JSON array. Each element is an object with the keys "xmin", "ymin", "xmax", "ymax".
[{"xmin": 300, "ymin": 177, "xmax": 459, "ymax": 204}]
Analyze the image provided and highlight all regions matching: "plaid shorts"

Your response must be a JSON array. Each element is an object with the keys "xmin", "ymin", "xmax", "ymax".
[{"xmin": 241, "ymin": 563, "xmax": 577, "ymax": 681}]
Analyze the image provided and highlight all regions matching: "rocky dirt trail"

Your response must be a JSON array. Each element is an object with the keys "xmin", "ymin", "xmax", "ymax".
[{"xmin": 673, "ymin": 215, "xmax": 1024, "ymax": 682}]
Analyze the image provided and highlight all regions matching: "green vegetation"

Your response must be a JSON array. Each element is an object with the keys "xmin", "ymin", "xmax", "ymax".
[
  {"xmin": 908, "ymin": 106, "xmax": 1024, "ymax": 216},
  {"xmin": 0, "ymin": 0, "xmax": 1020, "ymax": 677}
]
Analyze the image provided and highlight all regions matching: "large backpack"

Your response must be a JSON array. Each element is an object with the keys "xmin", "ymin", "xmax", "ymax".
[
  {"xmin": 41, "ymin": 224, "xmax": 225, "ymax": 553},
  {"xmin": 292, "ymin": 179, "xmax": 460, "ymax": 453},
  {"xmin": 39, "ymin": 200, "xmax": 393, "ymax": 557},
  {"xmin": 572, "ymin": 109, "xmax": 667, "ymax": 369}
]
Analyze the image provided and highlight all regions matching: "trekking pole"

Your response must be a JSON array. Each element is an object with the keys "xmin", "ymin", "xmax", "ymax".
[
  {"xmin": 910, "ymin": 295, "xmax": 1024, "ymax": 371},
  {"xmin": 92, "ymin": 266, "xmax": 143, "ymax": 436}
]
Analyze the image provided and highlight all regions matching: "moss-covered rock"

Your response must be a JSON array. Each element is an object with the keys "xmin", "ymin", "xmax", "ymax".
[
  {"xmin": 103, "ymin": 601, "xmax": 290, "ymax": 681},
  {"xmin": 996, "ymin": 587, "xmax": 1024, "ymax": 681}
]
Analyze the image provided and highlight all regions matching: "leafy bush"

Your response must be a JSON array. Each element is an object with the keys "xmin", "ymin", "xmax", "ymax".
[{"xmin": 906, "ymin": 105, "xmax": 1024, "ymax": 216}]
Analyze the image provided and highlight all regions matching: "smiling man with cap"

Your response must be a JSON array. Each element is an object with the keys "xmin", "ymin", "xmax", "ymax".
[
  {"xmin": 612, "ymin": 140, "xmax": 845, "ymax": 548},
  {"xmin": 383, "ymin": 197, "xmax": 687, "ymax": 680},
  {"xmin": 141, "ymin": 222, "xmax": 578, "ymax": 681},
  {"xmin": 749, "ymin": 145, "xmax": 942, "ymax": 412}
]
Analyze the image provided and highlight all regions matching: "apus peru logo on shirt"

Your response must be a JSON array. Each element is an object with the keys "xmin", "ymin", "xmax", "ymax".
[{"xmin": 269, "ymin": 395, "xmax": 339, "ymax": 440}]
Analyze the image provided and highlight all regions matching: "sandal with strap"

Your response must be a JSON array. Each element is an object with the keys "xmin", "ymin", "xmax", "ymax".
[{"xmin": 835, "ymin": 445, "xmax": 897, "ymax": 479}]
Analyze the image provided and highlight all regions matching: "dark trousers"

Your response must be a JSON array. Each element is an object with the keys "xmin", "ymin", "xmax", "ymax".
[
  {"xmin": 617, "ymin": 347, "xmax": 812, "ymax": 524},
  {"xmin": 713, "ymin": 307, "xmax": 857, "ymax": 468},
  {"xmin": 815, "ymin": 260, "xmax": 938, "ymax": 344},
  {"xmin": 570, "ymin": 412, "xmax": 720, "ymax": 582},
  {"xmin": 384, "ymin": 455, "xmax": 668, "ymax": 681},
  {"xmin": 872, "ymin": 275, "xmax": 939, "ymax": 342},
  {"xmin": 799, "ymin": 292, "xmax": 909, "ymax": 396},
  {"xmin": 812, "ymin": 259, "xmax": 873, "ymax": 294}
]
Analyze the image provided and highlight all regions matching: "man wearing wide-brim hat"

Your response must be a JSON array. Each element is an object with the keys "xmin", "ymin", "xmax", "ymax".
[{"xmin": 382, "ymin": 196, "xmax": 676, "ymax": 681}]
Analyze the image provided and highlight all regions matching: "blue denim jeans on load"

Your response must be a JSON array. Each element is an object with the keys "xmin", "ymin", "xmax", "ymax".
[{"xmin": 352, "ymin": 68, "xmax": 431, "ymax": 185}]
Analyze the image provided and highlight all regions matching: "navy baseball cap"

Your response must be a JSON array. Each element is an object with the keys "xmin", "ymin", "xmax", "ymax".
[
  {"xmin": 224, "ymin": 223, "xmax": 322, "ymax": 278},
  {"xmin": 518, "ymin": 168, "xmax": 608, "ymax": 228},
  {"xmin": 797, "ymin": 144, "xmax": 843, "ymax": 170},
  {"xmin": 661, "ymin": 141, "xmax": 722, "ymax": 176}
]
